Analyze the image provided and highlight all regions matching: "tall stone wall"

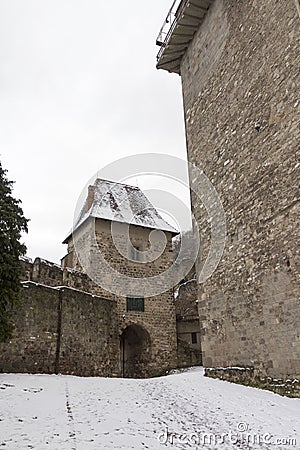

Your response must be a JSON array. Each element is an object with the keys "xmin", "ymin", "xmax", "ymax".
[
  {"xmin": 58, "ymin": 287, "xmax": 119, "ymax": 377},
  {"xmin": 0, "ymin": 283, "xmax": 119, "ymax": 377},
  {"xmin": 180, "ymin": 0, "xmax": 300, "ymax": 378},
  {"xmin": 0, "ymin": 283, "xmax": 59, "ymax": 374}
]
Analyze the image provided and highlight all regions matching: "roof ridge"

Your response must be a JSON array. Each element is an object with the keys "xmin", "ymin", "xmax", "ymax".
[{"xmin": 94, "ymin": 178, "xmax": 141, "ymax": 190}]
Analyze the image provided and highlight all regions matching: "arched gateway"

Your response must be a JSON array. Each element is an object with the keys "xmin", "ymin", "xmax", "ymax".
[{"xmin": 120, "ymin": 324, "xmax": 151, "ymax": 378}]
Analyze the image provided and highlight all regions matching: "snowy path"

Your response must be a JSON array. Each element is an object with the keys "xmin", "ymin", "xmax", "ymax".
[{"xmin": 0, "ymin": 367, "xmax": 299, "ymax": 449}]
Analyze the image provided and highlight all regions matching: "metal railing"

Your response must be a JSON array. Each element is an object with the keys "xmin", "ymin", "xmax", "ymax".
[{"xmin": 156, "ymin": 0, "xmax": 188, "ymax": 62}]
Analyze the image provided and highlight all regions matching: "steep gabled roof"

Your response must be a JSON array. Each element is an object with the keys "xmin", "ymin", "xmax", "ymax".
[{"xmin": 63, "ymin": 178, "xmax": 178, "ymax": 243}]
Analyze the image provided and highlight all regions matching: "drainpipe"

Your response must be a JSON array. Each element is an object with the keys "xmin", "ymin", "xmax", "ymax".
[{"xmin": 295, "ymin": 0, "xmax": 300, "ymax": 18}]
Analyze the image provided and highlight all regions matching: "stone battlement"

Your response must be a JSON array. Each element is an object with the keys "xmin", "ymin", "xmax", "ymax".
[{"xmin": 20, "ymin": 256, "xmax": 100, "ymax": 295}]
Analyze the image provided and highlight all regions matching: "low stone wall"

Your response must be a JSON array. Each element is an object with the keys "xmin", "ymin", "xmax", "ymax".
[
  {"xmin": 205, "ymin": 367, "xmax": 300, "ymax": 398},
  {"xmin": 0, "ymin": 282, "xmax": 119, "ymax": 377}
]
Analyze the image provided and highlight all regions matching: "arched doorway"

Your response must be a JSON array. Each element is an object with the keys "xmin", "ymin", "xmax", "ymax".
[{"xmin": 120, "ymin": 324, "xmax": 151, "ymax": 378}]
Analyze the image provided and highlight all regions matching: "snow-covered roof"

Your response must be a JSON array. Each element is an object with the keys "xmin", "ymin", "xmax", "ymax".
[{"xmin": 65, "ymin": 179, "xmax": 178, "ymax": 242}]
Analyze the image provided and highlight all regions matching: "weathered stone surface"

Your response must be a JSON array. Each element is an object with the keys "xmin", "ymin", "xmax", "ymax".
[
  {"xmin": 175, "ymin": 276, "xmax": 202, "ymax": 366},
  {"xmin": 0, "ymin": 283, "xmax": 59, "ymax": 374},
  {"xmin": 177, "ymin": 0, "xmax": 300, "ymax": 378},
  {"xmin": 58, "ymin": 287, "xmax": 119, "ymax": 377},
  {"xmin": 175, "ymin": 278, "xmax": 198, "ymax": 319},
  {"xmin": 32, "ymin": 258, "xmax": 63, "ymax": 287},
  {"xmin": 0, "ymin": 283, "xmax": 119, "ymax": 377},
  {"xmin": 61, "ymin": 217, "xmax": 178, "ymax": 377},
  {"xmin": 12, "ymin": 212, "xmax": 179, "ymax": 378}
]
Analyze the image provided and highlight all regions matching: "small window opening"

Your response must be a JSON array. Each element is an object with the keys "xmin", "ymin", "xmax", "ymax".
[{"xmin": 126, "ymin": 295, "xmax": 145, "ymax": 312}]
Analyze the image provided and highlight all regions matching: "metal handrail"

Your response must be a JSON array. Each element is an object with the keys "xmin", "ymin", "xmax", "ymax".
[{"xmin": 156, "ymin": 0, "xmax": 188, "ymax": 62}]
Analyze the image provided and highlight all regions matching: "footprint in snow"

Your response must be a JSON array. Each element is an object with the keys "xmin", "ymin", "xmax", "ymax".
[
  {"xmin": 23, "ymin": 388, "xmax": 43, "ymax": 393},
  {"xmin": 0, "ymin": 384, "xmax": 15, "ymax": 390}
]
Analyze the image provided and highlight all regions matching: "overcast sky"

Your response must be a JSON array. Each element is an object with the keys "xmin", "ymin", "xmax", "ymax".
[{"xmin": 0, "ymin": 0, "xmax": 189, "ymax": 263}]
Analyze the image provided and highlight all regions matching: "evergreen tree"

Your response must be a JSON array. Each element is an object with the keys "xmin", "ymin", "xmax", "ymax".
[{"xmin": 0, "ymin": 161, "xmax": 28, "ymax": 341}]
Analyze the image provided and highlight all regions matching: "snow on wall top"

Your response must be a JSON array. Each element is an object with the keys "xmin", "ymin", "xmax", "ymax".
[{"xmin": 71, "ymin": 178, "xmax": 178, "ymax": 237}]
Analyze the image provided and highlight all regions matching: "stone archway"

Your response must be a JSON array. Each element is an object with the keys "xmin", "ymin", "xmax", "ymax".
[{"xmin": 120, "ymin": 324, "xmax": 151, "ymax": 378}]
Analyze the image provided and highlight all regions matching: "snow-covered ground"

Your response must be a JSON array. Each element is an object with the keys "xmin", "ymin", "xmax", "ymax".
[{"xmin": 0, "ymin": 367, "xmax": 299, "ymax": 449}]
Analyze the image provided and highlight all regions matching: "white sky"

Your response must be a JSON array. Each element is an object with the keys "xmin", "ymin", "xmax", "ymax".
[{"xmin": 0, "ymin": 0, "xmax": 189, "ymax": 263}]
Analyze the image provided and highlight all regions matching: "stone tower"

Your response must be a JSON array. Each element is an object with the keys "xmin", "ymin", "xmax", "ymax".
[
  {"xmin": 62, "ymin": 178, "xmax": 178, "ymax": 377},
  {"xmin": 156, "ymin": 0, "xmax": 300, "ymax": 379}
]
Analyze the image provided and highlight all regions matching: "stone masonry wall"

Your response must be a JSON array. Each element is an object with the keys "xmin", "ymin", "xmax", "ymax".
[
  {"xmin": 18, "ymin": 217, "xmax": 179, "ymax": 378},
  {"xmin": 0, "ymin": 283, "xmax": 119, "ymax": 376},
  {"xmin": 175, "ymin": 278, "xmax": 202, "ymax": 367},
  {"xmin": 21, "ymin": 255, "xmax": 100, "ymax": 297},
  {"xmin": 65, "ymin": 218, "xmax": 178, "ymax": 377},
  {"xmin": 0, "ymin": 283, "xmax": 59, "ymax": 374},
  {"xmin": 180, "ymin": 0, "xmax": 300, "ymax": 378},
  {"xmin": 58, "ymin": 287, "xmax": 119, "ymax": 377},
  {"xmin": 20, "ymin": 256, "xmax": 33, "ymax": 281},
  {"xmin": 32, "ymin": 257, "xmax": 63, "ymax": 287},
  {"xmin": 93, "ymin": 220, "xmax": 178, "ymax": 377}
]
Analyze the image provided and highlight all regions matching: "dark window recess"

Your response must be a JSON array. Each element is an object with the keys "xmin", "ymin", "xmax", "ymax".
[
  {"xmin": 191, "ymin": 332, "xmax": 197, "ymax": 344},
  {"xmin": 126, "ymin": 296, "xmax": 144, "ymax": 312}
]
